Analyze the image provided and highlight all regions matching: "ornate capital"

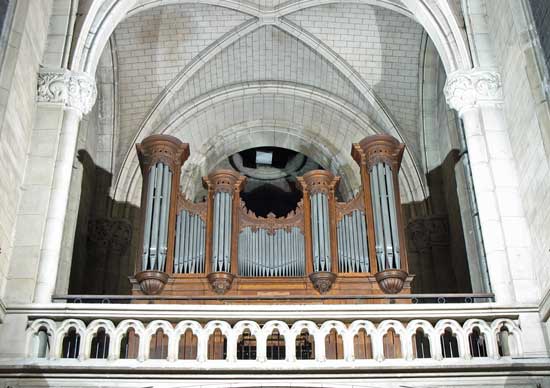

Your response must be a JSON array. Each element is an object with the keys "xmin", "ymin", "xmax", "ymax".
[
  {"xmin": 298, "ymin": 170, "xmax": 340, "ymax": 196},
  {"xmin": 203, "ymin": 169, "xmax": 246, "ymax": 194},
  {"xmin": 136, "ymin": 134, "xmax": 190, "ymax": 174},
  {"xmin": 444, "ymin": 68, "xmax": 502, "ymax": 114},
  {"xmin": 351, "ymin": 134, "xmax": 405, "ymax": 172},
  {"xmin": 37, "ymin": 67, "xmax": 97, "ymax": 116}
]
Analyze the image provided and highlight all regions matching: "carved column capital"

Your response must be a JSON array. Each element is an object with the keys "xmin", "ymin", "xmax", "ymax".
[
  {"xmin": 351, "ymin": 134, "xmax": 405, "ymax": 172},
  {"xmin": 136, "ymin": 134, "xmax": 190, "ymax": 174},
  {"xmin": 298, "ymin": 170, "xmax": 340, "ymax": 196},
  {"xmin": 202, "ymin": 169, "xmax": 246, "ymax": 194},
  {"xmin": 37, "ymin": 67, "xmax": 97, "ymax": 117},
  {"xmin": 444, "ymin": 68, "xmax": 502, "ymax": 114}
]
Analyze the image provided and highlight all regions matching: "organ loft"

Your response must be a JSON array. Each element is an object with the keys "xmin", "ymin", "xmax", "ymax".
[{"xmin": 1, "ymin": 1, "xmax": 550, "ymax": 388}]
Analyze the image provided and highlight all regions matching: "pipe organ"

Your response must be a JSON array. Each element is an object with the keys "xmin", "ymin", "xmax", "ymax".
[{"xmin": 132, "ymin": 134, "xmax": 412, "ymax": 300}]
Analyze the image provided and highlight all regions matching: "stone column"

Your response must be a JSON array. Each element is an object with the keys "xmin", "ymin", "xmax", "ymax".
[
  {"xmin": 445, "ymin": 68, "xmax": 538, "ymax": 304},
  {"xmin": 33, "ymin": 68, "xmax": 97, "ymax": 303}
]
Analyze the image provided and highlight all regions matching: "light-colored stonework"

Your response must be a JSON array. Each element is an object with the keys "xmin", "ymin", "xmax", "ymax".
[{"xmin": 0, "ymin": 0, "xmax": 549, "ymax": 387}]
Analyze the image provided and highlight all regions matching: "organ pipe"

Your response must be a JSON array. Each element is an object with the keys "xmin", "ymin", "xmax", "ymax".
[
  {"xmin": 298, "ymin": 170, "xmax": 340, "ymax": 293},
  {"xmin": 351, "ymin": 134, "xmax": 408, "ymax": 274},
  {"xmin": 136, "ymin": 135, "xmax": 189, "ymax": 275},
  {"xmin": 174, "ymin": 209, "xmax": 206, "ymax": 274},
  {"xmin": 238, "ymin": 227, "xmax": 306, "ymax": 277},
  {"xmin": 203, "ymin": 170, "xmax": 246, "ymax": 278},
  {"xmin": 337, "ymin": 210, "xmax": 369, "ymax": 273}
]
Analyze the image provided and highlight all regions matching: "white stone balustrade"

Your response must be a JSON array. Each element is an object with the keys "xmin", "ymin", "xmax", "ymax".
[{"xmin": 25, "ymin": 317, "xmax": 523, "ymax": 364}]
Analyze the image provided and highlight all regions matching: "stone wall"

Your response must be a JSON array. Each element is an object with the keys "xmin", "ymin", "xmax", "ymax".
[
  {"xmin": 484, "ymin": 0, "xmax": 550, "ymax": 299},
  {"xmin": 0, "ymin": 1, "xmax": 52, "ymax": 304}
]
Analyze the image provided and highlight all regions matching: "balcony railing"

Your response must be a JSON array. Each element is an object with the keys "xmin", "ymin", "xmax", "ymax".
[{"xmin": 25, "ymin": 305, "xmax": 522, "ymax": 367}]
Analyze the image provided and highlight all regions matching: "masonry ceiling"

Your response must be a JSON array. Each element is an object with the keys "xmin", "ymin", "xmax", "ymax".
[{"xmin": 92, "ymin": 1, "xmax": 453, "ymax": 203}]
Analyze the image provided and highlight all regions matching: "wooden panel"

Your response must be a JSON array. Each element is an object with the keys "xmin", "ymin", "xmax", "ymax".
[
  {"xmin": 149, "ymin": 329, "xmax": 168, "ymax": 359},
  {"xmin": 130, "ymin": 273, "xmax": 413, "ymax": 304},
  {"xmin": 383, "ymin": 328, "xmax": 401, "ymax": 359},
  {"xmin": 325, "ymin": 329, "xmax": 344, "ymax": 360},
  {"xmin": 354, "ymin": 329, "xmax": 373, "ymax": 359},
  {"xmin": 207, "ymin": 329, "xmax": 226, "ymax": 360},
  {"xmin": 295, "ymin": 330, "xmax": 315, "ymax": 360},
  {"xmin": 178, "ymin": 329, "xmax": 197, "ymax": 360},
  {"xmin": 266, "ymin": 329, "xmax": 285, "ymax": 360}
]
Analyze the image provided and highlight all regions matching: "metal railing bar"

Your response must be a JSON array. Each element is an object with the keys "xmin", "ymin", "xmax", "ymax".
[{"xmin": 51, "ymin": 293, "xmax": 495, "ymax": 303}]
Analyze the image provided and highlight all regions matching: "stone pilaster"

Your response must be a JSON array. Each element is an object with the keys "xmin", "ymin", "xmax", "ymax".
[
  {"xmin": 443, "ymin": 68, "xmax": 538, "ymax": 304},
  {"xmin": 33, "ymin": 68, "xmax": 97, "ymax": 303}
]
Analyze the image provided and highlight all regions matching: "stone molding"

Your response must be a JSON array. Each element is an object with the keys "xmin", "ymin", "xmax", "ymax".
[
  {"xmin": 444, "ymin": 68, "xmax": 502, "ymax": 114},
  {"xmin": 37, "ymin": 67, "xmax": 97, "ymax": 116}
]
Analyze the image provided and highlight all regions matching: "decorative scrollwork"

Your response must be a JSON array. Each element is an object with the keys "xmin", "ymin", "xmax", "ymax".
[
  {"xmin": 177, "ymin": 195, "xmax": 207, "ymax": 222},
  {"xmin": 297, "ymin": 170, "xmax": 340, "ymax": 196},
  {"xmin": 239, "ymin": 199, "xmax": 305, "ymax": 234},
  {"xmin": 335, "ymin": 193, "xmax": 365, "ymax": 222}
]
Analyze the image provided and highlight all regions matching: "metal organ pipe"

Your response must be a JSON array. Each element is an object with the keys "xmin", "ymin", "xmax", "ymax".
[
  {"xmin": 142, "ymin": 162, "xmax": 173, "ymax": 272},
  {"xmin": 211, "ymin": 192, "xmax": 232, "ymax": 272},
  {"xmin": 173, "ymin": 210, "xmax": 206, "ymax": 274},
  {"xmin": 237, "ymin": 227, "xmax": 305, "ymax": 277},
  {"xmin": 370, "ymin": 166, "xmax": 386, "ymax": 271},
  {"xmin": 142, "ymin": 164, "xmax": 156, "ymax": 271},
  {"xmin": 384, "ymin": 163, "xmax": 401, "ymax": 269},
  {"xmin": 336, "ymin": 210, "xmax": 369, "ymax": 273},
  {"xmin": 370, "ymin": 162, "xmax": 401, "ymax": 270},
  {"xmin": 310, "ymin": 192, "xmax": 331, "ymax": 272},
  {"xmin": 149, "ymin": 164, "xmax": 163, "ymax": 270},
  {"xmin": 158, "ymin": 164, "xmax": 171, "ymax": 271}
]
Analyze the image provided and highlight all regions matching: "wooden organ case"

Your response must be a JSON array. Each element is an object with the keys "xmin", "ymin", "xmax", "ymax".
[{"xmin": 130, "ymin": 134, "xmax": 414, "ymax": 303}]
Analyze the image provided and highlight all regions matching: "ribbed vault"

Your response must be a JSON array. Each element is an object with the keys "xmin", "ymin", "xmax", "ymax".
[{"xmin": 68, "ymin": 0, "xmax": 472, "ymax": 213}]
